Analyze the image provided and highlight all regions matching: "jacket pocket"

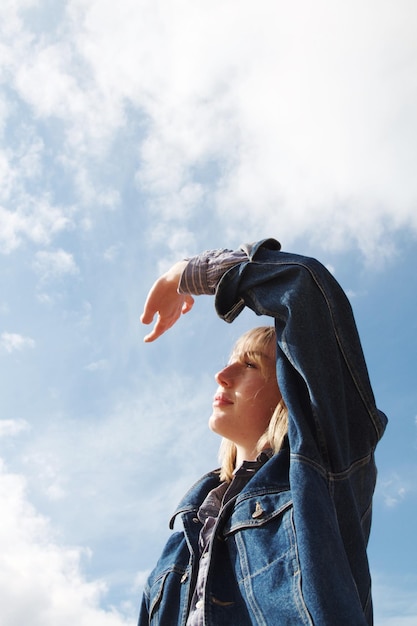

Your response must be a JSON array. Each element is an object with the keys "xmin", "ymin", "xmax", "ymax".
[
  {"xmin": 220, "ymin": 491, "xmax": 313, "ymax": 625},
  {"xmin": 222, "ymin": 490, "xmax": 296, "ymax": 580},
  {"xmin": 144, "ymin": 531, "xmax": 191, "ymax": 625},
  {"xmin": 148, "ymin": 566, "xmax": 190, "ymax": 625},
  {"xmin": 148, "ymin": 569, "xmax": 169, "ymax": 620}
]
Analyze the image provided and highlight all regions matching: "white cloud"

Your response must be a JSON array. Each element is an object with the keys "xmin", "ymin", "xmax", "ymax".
[
  {"xmin": 24, "ymin": 201, "xmax": 73, "ymax": 245},
  {"xmin": 103, "ymin": 244, "xmax": 121, "ymax": 262},
  {"xmin": 1, "ymin": 0, "xmax": 416, "ymax": 261},
  {"xmin": 20, "ymin": 449, "xmax": 68, "ymax": 502},
  {"xmin": 85, "ymin": 359, "xmax": 109, "ymax": 372},
  {"xmin": 378, "ymin": 472, "xmax": 409, "ymax": 508},
  {"xmin": 133, "ymin": 569, "xmax": 151, "ymax": 592},
  {"xmin": 345, "ymin": 289, "xmax": 360, "ymax": 299},
  {"xmin": 4, "ymin": 198, "xmax": 72, "ymax": 255},
  {"xmin": 0, "ymin": 419, "xmax": 29, "ymax": 438},
  {"xmin": 2, "ymin": 369, "xmax": 217, "ymax": 621},
  {"xmin": 15, "ymin": 43, "xmax": 81, "ymax": 119},
  {"xmin": 0, "ymin": 332, "xmax": 35, "ymax": 353},
  {"xmin": 0, "ymin": 139, "xmax": 73, "ymax": 254},
  {"xmin": 12, "ymin": 26, "xmax": 126, "ymax": 154},
  {"xmin": 70, "ymin": 0, "xmax": 415, "ymax": 261},
  {"xmin": 33, "ymin": 249, "xmax": 79, "ymax": 282},
  {"xmin": 0, "ymin": 460, "xmax": 130, "ymax": 626},
  {"xmin": 36, "ymin": 292, "xmax": 54, "ymax": 305}
]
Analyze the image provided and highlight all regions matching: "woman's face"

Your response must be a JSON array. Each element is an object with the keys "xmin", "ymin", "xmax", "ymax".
[{"xmin": 209, "ymin": 342, "xmax": 281, "ymax": 459}]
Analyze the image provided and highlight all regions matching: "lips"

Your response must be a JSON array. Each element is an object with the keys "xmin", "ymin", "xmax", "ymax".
[{"xmin": 213, "ymin": 393, "xmax": 233, "ymax": 406}]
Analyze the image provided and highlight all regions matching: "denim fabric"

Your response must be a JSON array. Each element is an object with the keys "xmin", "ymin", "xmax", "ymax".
[{"xmin": 138, "ymin": 240, "xmax": 387, "ymax": 626}]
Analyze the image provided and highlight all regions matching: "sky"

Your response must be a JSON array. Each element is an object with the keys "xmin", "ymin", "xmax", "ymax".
[{"xmin": 0, "ymin": 0, "xmax": 417, "ymax": 624}]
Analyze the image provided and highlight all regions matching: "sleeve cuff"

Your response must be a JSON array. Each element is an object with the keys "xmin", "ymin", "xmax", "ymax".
[{"xmin": 178, "ymin": 249, "xmax": 248, "ymax": 295}]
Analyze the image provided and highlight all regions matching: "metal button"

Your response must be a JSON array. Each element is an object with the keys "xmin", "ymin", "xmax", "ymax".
[
  {"xmin": 180, "ymin": 572, "xmax": 188, "ymax": 583},
  {"xmin": 252, "ymin": 501, "xmax": 265, "ymax": 519}
]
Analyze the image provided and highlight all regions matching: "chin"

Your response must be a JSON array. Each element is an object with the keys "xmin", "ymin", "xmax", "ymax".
[{"xmin": 208, "ymin": 415, "xmax": 226, "ymax": 437}]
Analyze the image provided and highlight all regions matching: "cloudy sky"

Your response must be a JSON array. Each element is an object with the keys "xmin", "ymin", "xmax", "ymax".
[{"xmin": 1, "ymin": 0, "xmax": 417, "ymax": 624}]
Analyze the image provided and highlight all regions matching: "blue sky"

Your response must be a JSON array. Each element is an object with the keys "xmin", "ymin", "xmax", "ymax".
[{"xmin": 1, "ymin": 1, "xmax": 416, "ymax": 624}]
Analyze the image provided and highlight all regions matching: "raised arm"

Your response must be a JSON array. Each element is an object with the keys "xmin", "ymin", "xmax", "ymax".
[{"xmin": 141, "ymin": 248, "xmax": 247, "ymax": 342}]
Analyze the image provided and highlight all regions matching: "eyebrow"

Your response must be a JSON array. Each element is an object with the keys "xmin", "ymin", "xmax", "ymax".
[{"xmin": 231, "ymin": 350, "xmax": 274, "ymax": 362}]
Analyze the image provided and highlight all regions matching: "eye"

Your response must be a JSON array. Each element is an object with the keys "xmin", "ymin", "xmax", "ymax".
[{"xmin": 244, "ymin": 360, "xmax": 257, "ymax": 369}]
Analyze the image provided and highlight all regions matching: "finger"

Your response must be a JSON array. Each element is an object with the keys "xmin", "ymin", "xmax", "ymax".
[
  {"xmin": 140, "ymin": 279, "xmax": 163, "ymax": 324},
  {"xmin": 140, "ymin": 311, "xmax": 154, "ymax": 325},
  {"xmin": 143, "ymin": 315, "xmax": 174, "ymax": 343},
  {"xmin": 143, "ymin": 322, "xmax": 162, "ymax": 343},
  {"xmin": 143, "ymin": 330, "xmax": 158, "ymax": 343},
  {"xmin": 181, "ymin": 295, "xmax": 195, "ymax": 315},
  {"xmin": 143, "ymin": 306, "xmax": 184, "ymax": 341},
  {"xmin": 140, "ymin": 300, "xmax": 156, "ymax": 325}
]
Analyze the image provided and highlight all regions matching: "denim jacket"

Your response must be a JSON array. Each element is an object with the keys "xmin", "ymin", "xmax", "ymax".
[{"xmin": 138, "ymin": 239, "xmax": 387, "ymax": 626}]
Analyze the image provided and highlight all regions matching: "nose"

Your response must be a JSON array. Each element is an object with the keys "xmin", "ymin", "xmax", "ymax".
[{"xmin": 215, "ymin": 363, "xmax": 236, "ymax": 387}]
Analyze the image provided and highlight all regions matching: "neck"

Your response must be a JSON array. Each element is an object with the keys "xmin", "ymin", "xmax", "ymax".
[{"xmin": 235, "ymin": 446, "xmax": 258, "ymax": 468}]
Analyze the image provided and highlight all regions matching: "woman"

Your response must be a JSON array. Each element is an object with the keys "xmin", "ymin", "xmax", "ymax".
[
  {"xmin": 139, "ymin": 326, "xmax": 293, "ymax": 626},
  {"xmin": 139, "ymin": 238, "xmax": 387, "ymax": 625},
  {"xmin": 189, "ymin": 326, "xmax": 289, "ymax": 625}
]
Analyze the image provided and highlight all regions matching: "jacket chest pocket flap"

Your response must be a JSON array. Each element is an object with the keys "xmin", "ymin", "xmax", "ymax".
[{"xmin": 222, "ymin": 490, "xmax": 293, "ymax": 536}]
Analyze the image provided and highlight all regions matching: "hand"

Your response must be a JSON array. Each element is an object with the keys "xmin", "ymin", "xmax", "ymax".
[{"xmin": 140, "ymin": 261, "xmax": 195, "ymax": 342}]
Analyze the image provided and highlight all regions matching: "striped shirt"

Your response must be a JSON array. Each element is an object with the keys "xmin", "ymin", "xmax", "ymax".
[
  {"xmin": 186, "ymin": 452, "xmax": 273, "ymax": 626},
  {"xmin": 178, "ymin": 248, "xmax": 247, "ymax": 296}
]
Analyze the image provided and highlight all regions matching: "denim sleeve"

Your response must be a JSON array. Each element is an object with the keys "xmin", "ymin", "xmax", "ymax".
[{"xmin": 214, "ymin": 242, "xmax": 387, "ymax": 466}]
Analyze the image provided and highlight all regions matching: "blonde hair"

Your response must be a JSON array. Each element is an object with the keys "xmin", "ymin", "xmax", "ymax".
[{"xmin": 218, "ymin": 326, "xmax": 288, "ymax": 482}]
